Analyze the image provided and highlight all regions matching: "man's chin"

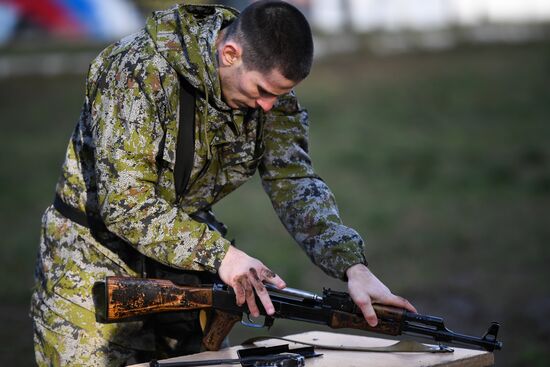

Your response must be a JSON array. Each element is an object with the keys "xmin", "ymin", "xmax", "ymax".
[
  {"xmin": 231, "ymin": 101, "xmax": 252, "ymax": 110},
  {"xmin": 225, "ymin": 97, "xmax": 254, "ymax": 110},
  {"xmin": 227, "ymin": 100, "xmax": 241, "ymax": 109}
]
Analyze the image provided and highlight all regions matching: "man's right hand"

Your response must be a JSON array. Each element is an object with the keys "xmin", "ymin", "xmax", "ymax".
[{"xmin": 218, "ymin": 245, "xmax": 286, "ymax": 317}]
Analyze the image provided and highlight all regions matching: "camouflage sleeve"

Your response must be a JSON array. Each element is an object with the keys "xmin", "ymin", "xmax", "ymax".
[
  {"xmin": 90, "ymin": 62, "xmax": 230, "ymax": 273},
  {"xmin": 259, "ymin": 92, "xmax": 367, "ymax": 280}
]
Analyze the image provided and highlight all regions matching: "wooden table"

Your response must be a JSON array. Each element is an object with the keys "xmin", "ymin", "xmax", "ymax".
[{"xmin": 129, "ymin": 331, "xmax": 494, "ymax": 367}]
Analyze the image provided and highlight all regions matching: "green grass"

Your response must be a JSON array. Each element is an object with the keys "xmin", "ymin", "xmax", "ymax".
[{"xmin": 1, "ymin": 41, "xmax": 549, "ymax": 365}]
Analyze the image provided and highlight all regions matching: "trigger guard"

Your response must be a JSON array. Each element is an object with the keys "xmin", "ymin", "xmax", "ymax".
[{"xmin": 241, "ymin": 313, "xmax": 265, "ymax": 328}]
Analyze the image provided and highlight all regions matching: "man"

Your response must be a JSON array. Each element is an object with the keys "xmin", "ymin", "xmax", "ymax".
[{"xmin": 31, "ymin": 1, "xmax": 416, "ymax": 366}]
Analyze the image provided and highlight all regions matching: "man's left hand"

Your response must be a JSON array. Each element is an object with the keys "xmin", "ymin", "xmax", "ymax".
[{"xmin": 346, "ymin": 263, "xmax": 417, "ymax": 327}]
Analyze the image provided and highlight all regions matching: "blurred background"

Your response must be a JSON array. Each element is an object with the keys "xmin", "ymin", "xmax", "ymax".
[{"xmin": 1, "ymin": 0, "xmax": 549, "ymax": 365}]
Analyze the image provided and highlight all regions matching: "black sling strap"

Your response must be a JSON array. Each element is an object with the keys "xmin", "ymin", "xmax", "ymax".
[
  {"xmin": 174, "ymin": 77, "xmax": 196, "ymax": 198},
  {"xmin": 53, "ymin": 79, "xmax": 203, "ymax": 276},
  {"xmin": 54, "ymin": 77, "xmax": 197, "ymax": 228}
]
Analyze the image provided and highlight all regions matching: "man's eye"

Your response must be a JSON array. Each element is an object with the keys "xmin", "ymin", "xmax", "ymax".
[{"xmin": 258, "ymin": 87, "xmax": 275, "ymax": 98}]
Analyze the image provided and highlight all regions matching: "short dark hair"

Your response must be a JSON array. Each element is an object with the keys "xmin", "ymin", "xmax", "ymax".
[{"xmin": 223, "ymin": 0, "xmax": 314, "ymax": 82}]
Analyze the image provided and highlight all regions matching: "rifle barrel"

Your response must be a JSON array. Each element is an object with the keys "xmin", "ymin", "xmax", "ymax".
[{"xmin": 403, "ymin": 320, "xmax": 503, "ymax": 352}]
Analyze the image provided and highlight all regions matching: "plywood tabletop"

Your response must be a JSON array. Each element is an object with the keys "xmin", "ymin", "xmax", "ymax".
[{"xmin": 129, "ymin": 331, "xmax": 494, "ymax": 367}]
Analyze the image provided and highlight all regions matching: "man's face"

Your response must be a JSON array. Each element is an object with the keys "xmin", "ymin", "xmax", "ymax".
[{"xmin": 219, "ymin": 62, "xmax": 297, "ymax": 112}]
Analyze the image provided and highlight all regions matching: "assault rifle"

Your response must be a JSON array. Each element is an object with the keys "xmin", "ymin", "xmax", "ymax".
[{"xmin": 104, "ymin": 276, "xmax": 502, "ymax": 352}]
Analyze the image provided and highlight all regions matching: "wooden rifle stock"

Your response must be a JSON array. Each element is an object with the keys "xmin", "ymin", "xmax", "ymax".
[
  {"xmin": 105, "ymin": 276, "xmax": 239, "ymax": 351},
  {"xmin": 105, "ymin": 276, "xmax": 214, "ymax": 320}
]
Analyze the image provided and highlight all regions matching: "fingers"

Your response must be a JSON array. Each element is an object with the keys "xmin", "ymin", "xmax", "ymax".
[
  {"xmin": 241, "ymin": 274, "xmax": 259, "ymax": 317},
  {"xmin": 346, "ymin": 264, "xmax": 418, "ymax": 326},
  {"xmin": 399, "ymin": 296, "xmax": 417, "ymax": 314},
  {"xmin": 355, "ymin": 296, "xmax": 378, "ymax": 327},
  {"xmin": 382, "ymin": 294, "xmax": 418, "ymax": 314},
  {"xmin": 218, "ymin": 247, "xmax": 285, "ymax": 317},
  {"xmin": 357, "ymin": 295, "xmax": 417, "ymax": 327},
  {"xmin": 232, "ymin": 266, "xmax": 284, "ymax": 317},
  {"xmin": 249, "ymin": 268, "xmax": 274, "ymax": 316},
  {"xmin": 260, "ymin": 268, "xmax": 286, "ymax": 289},
  {"xmin": 233, "ymin": 277, "xmax": 246, "ymax": 307}
]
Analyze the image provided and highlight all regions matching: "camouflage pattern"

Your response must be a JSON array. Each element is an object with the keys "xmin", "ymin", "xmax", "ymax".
[{"xmin": 31, "ymin": 4, "xmax": 366, "ymax": 366}]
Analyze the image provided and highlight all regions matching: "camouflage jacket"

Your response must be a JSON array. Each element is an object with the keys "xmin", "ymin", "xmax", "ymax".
[{"xmin": 55, "ymin": 4, "xmax": 366, "ymax": 280}]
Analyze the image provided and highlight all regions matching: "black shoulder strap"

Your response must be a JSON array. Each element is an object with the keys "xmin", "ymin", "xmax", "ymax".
[{"xmin": 174, "ymin": 77, "xmax": 196, "ymax": 198}]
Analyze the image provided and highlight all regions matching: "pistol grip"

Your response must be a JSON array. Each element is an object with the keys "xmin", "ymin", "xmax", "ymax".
[{"xmin": 201, "ymin": 309, "xmax": 241, "ymax": 351}]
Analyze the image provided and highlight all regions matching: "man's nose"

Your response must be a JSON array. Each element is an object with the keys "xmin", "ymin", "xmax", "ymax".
[{"xmin": 256, "ymin": 96, "xmax": 277, "ymax": 112}]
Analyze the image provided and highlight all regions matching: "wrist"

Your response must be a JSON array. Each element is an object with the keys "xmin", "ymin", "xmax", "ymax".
[{"xmin": 346, "ymin": 263, "xmax": 371, "ymax": 280}]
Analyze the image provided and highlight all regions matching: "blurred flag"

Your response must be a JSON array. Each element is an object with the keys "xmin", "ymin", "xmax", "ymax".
[
  {"xmin": 0, "ymin": 3, "xmax": 19, "ymax": 44},
  {"xmin": 4, "ymin": 0, "xmax": 84, "ymax": 38},
  {"xmin": 55, "ymin": 0, "xmax": 143, "ymax": 39},
  {"xmin": 1, "ymin": 0, "xmax": 143, "ymax": 42}
]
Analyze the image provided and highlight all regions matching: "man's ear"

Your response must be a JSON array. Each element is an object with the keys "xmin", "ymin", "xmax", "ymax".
[{"xmin": 220, "ymin": 41, "xmax": 243, "ymax": 67}]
